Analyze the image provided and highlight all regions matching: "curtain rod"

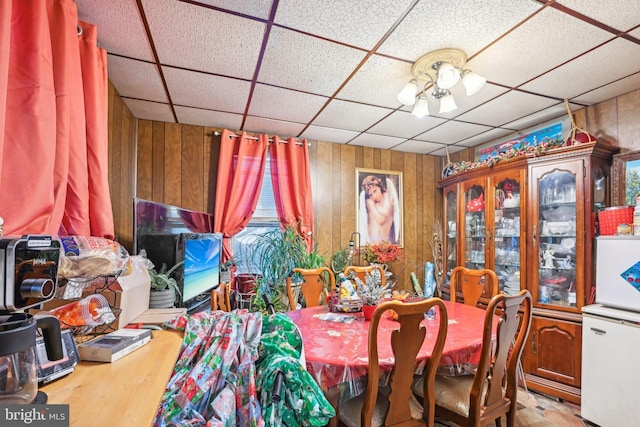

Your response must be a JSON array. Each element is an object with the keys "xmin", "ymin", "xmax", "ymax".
[{"xmin": 211, "ymin": 131, "xmax": 308, "ymax": 146}]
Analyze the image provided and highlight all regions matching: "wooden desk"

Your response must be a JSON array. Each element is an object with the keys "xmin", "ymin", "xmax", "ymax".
[{"xmin": 41, "ymin": 330, "xmax": 183, "ymax": 427}]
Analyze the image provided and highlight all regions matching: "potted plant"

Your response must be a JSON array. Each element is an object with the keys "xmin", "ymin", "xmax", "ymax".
[
  {"xmin": 330, "ymin": 247, "xmax": 349, "ymax": 274},
  {"xmin": 247, "ymin": 224, "xmax": 320, "ymax": 312},
  {"xmin": 148, "ymin": 261, "xmax": 183, "ymax": 309},
  {"xmin": 354, "ymin": 271, "xmax": 395, "ymax": 320},
  {"xmin": 220, "ymin": 256, "xmax": 238, "ymax": 283}
]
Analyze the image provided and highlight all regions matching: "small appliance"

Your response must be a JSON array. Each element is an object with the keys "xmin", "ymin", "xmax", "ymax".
[
  {"xmin": 594, "ymin": 235, "xmax": 640, "ymax": 312},
  {"xmin": 0, "ymin": 235, "xmax": 65, "ymax": 403}
]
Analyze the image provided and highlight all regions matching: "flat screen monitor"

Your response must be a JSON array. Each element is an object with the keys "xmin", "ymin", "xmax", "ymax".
[
  {"xmin": 133, "ymin": 198, "xmax": 213, "ymax": 272},
  {"xmin": 176, "ymin": 233, "xmax": 222, "ymax": 311}
]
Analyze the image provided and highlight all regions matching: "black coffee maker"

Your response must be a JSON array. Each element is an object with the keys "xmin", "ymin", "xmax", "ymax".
[{"xmin": 0, "ymin": 235, "xmax": 63, "ymax": 404}]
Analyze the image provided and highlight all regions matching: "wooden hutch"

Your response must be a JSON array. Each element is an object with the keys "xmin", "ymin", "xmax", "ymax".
[{"xmin": 439, "ymin": 141, "xmax": 618, "ymax": 404}]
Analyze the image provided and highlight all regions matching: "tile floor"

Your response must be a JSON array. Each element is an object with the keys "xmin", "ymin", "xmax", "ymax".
[{"xmin": 435, "ymin": 387, "xmax": 587, "ymax": 427}]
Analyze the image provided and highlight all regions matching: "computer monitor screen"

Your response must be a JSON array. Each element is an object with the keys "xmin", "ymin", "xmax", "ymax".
[
  {"xmin": 177, "ymin": 233, "xmax": 222, "ymax": 310},
  {"xmin": 133, "ymin": 198, "xmax": 213, "ymax": 272}
]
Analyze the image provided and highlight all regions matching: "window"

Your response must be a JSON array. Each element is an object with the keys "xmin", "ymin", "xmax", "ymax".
[{"xmin": 233, "ymin": 152, "xmax": 279, "ymax": 274}]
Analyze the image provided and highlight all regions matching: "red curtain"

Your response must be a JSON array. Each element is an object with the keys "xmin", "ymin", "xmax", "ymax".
[
  {"xmin": 0, "ymin": 0, "xmax": 113, "ymax": 238},
  {"xmin": 213, "ymin": 130, "xmax": 269, "ymax": 259},
  {"xmin": 270, "ymin": 136, "xmax": 315, "ymax": 250}
]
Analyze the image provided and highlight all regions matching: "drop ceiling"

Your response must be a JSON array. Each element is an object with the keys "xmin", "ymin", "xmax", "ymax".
[{"xmin": 76, "ymin": 0, "xmax": 640, "ymax": 156}]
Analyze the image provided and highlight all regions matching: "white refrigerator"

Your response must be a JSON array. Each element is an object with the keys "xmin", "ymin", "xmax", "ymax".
[
  {"xmin": 581, "ymin": 236, "xmax": 640, "ymax": 426},
  {"xmin": 582, "ymin": 305, "xmax": 640, "ymax": 426}
]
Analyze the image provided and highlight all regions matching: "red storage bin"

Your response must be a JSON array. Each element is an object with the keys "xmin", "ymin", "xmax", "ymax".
[{"xmin": 598, "ymin": 206, "xmax": 634, "ymax": 235}]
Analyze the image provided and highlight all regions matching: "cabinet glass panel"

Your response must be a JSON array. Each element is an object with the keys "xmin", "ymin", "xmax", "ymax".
[
  {"xmin": 445, "ymin": 188, "xmax": 457, "ymax": 284},
  {"xmin": 494, "ymin": 177, "xmax": 522, "ymax": 295},
  {"xmin": 464, "ymin": 183, "xmax": 486, "ymax": 269},
  {"xmin": 538, "ymin": 169, "xmax": 577, "ymax": 307}
]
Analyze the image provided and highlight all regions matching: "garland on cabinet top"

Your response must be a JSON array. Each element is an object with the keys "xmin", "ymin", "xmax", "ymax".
[{"xmin": 442, "ymin": 134, "xmax": 566, "ymax": 179}]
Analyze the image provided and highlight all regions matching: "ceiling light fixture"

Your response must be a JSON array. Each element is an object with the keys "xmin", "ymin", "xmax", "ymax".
[{"xmin": 397, "ymin": 48, "xmax": 486, "ymax": 117}]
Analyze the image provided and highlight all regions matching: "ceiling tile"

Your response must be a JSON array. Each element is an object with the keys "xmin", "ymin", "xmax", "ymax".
[
  {"xmin": 393, "ymin": 140, "xmax": 446, "ymax": 155},
  {"xmin": 77, "ymin": 0, "xmax": 154, "ymax": 61},
  {"xmin": 367, "ymin": 111, "xmax": 446, "ymax": 139},
  {"xmin": 337, "ymin": 55, "xmax": 413, "ymax": 109},
  {"xmin": 243, "ymin": 116, "xmax": 306, "ymax": 138},
  {"xmin": 108, "ymin": 56, "xmax": 167, "ymax": 102},
  {"xmin": 521, "ymin": 38, "xmax": 640, "ymax": 100},
  {"xmin": 347, "ymin": 133, "xmax": 407, "ymax": 150},
  {"xmin": 163, "ymin": 67, "xmax": 251, "ymax": 112},
  {"xmin": 573, "ymin": 72, "xmax": 640, "ymax": 104},
  {"xmin": 312, "ymin": 100, "xmax": 393, "ymax": 132},
  {"xmin": 435, "ymin": 84, "xmax": 509, "ymax": 119},
  {"xmin": 274, "ymin": 0, "xmax": 416, "ymax": 50},
  {"xmin": 455, "ymin": 128, "xmax": 515, "ymax": 148},
  {"xmin": 377, "ymin": 0, "xmax": 541, "ymax": 61},
  {"xmin": 300, "ymin": 125, "xmax": 360, "ymax": 144},
  {"xmin": 174, "ymin": 106, "xmax": 242, "ymax": 129},
  {"xmin": 258, "ymin": 27, "xmax": 366, "ymax": 96},
  {"xmin": 416, "ymin": 121, "xmax": 493, "ymax": 144},
  {"xmin": 555, "ymin": 0, "xmax": 640, "ymax": 32},
  {"xmin": 502, "ymin": 103, "xmax": 577, "ymax": 131},
  {"xmin": 249, "ymin": 84, "xmax": 328, "ymax": 123},
  {"xmin": 456, "ymin": 91, "xmax": 558, "ymax": 127},
  {"xmin": 429, "ymin": 144, "xmax": 467, "ymax": 156},
  {"xmin": 467, "ymin": 7, "xmax": 612, "ymax": 87},
  {"xmin": 123, "ymin": 99, "xmax": 175, "ymax": 123},
  {"xmin": 141, "ymin": 0, "xmax": 265, "ymax": 78},
  {"xmin": 194, "ymin": 0, "xmax": 274, "ymax": 20}
]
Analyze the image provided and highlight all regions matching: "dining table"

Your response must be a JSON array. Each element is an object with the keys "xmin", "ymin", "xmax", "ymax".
[{"xmin": 286, "ymin": 300, "xmax": 492, "ymax": 426}]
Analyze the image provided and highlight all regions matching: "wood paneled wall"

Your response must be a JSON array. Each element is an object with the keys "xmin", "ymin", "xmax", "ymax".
[
  {"xmin": 108, "ymin": 85, "xmax": 640, "ymax": 291},
  {"xmin": 107, "ymin": 82, "xmax": 136, "ymax": 251}
]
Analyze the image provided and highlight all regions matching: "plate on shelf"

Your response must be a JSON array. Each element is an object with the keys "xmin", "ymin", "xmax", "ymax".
[{"xmin": 560, "ymin": 238, "xmax": 576, "ymax": 250}]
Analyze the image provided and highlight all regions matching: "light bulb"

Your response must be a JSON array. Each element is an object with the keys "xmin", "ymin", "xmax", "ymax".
[
  {"xmin": 462, "ymin": 70, "xmax": 486, "ymax": 96},
  {"xmin": 436, "ymin": 62, "xmax": 460, "ymax": 90},
  {"xmin": 438, "ymin": 92, "xmax": 457, "ymax": 114},
  {"xmin": 397, "ymin": 79, "xmax": 418, "ymax": 105},
  {"xmin": 411, "ymin": 94, "xmax": 429, "ymax": 117}
]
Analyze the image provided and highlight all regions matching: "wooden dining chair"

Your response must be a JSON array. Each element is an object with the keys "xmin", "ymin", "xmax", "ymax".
[
  {"xmin": 338, "ymin": 298, "xmax": 448, "ymax": 427},
  {"xmin": 211, "ymin": 282, "xmax": 231, "ymax": 312},
  {"xmin": 449, "ymin": 266, "xmax": 499, "ymax": 307},
  {"xmin": 415, "ymin": 290, "xmax": 532, "ymax": 427},
  {"xmin": 286, "ymin": 267, "xmax": 336, "ymax": 310},
  {"xmin": 344, "ymin": 265, "xmax": 386, "ymax": 287}
]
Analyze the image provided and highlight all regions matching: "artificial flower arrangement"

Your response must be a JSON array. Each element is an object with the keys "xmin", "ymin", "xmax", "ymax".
[
  {"xmin": 443, "ymin": 134, "xmax": 567, "ymax": 178},
  {"xmin": 360, "ymin": 241, "xmax": 404, "ymax": 264}
]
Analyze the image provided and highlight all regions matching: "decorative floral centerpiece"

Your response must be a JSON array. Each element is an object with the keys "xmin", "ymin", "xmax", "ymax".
[
  {"xmin": 361, "ymin": 241, "xmax": 404, "ymax": 264},
  {"xmin": 355, "ymin": 273, "xmax": 395, "ymax": 306}
]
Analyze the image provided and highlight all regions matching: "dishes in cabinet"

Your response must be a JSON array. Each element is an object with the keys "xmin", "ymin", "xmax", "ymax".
[{"xmin": 545, "ymin": 222, "xmax": 572, "ymax": 235}]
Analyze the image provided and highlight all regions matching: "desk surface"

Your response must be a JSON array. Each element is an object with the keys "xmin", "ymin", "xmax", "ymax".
[
  {"xmin": 41, "ymin": 330, "xmax": 183, "ymax": 427},
  {"xmin": 287, "ymin": 301, "xmax": 487, "ymax": 390}
]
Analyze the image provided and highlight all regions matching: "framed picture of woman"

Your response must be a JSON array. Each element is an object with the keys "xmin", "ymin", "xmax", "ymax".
[{"xmin": 355, "ymin": 168, "xmax": 403, "ymax": 246}]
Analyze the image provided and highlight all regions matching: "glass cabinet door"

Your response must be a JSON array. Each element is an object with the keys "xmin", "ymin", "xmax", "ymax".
[
  {"xmin": 462, "ymin": 180, "xmax": 487, "ymax": 270},
  {"xmin": 531, "ymin": 162, "xmax": 582, "ymax": 309},
  {"xmin": 443, "ymin": 185, "xmax": 458, "ymax": 285},
  {"xmin": 492, "ymin": 170, "xmax": 525, "ymax": 295}
]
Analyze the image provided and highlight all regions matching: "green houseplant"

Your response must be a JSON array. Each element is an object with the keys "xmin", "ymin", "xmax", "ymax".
[
  {"xmin": 247, "ymin": 225, "xmax": 325, "ymax": 312},
  {"xmin": 148, "ymin": 261, "xmax": 183, "ymax": 308}
]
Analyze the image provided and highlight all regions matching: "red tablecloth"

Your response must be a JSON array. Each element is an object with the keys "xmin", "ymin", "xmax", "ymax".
[{"xmin": 286, "ymin": 301, "xmax": 489, "ymax": 399}]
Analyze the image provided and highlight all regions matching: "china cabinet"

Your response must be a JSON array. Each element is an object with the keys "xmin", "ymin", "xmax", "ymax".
[{"xmin": 439, "ymin": 141, "xmax": 618, "ymax": 403}]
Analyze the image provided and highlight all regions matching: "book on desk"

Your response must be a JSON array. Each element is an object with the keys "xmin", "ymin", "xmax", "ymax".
[{"xmin": 78, "ymin": 328, "xmax": 152, "ymax": 362}]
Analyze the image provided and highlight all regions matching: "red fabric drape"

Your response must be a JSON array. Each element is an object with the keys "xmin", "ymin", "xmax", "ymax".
[
  {"xmin": 0, "ymin": 0, "xmax": 12, "ymax": 181},
  {"xmin": 270, "ymin": 136, "xmax": 315, "ymax": 250},
  {"xmin": 213, "ymin": 130, "xmax": 269, "ymax": 259},
  {"xmin": 80, "ymin": 22, "xmax": 113, "ymax": 238},
  {"xmin": 0, "ymin": 0, "xmax": 113, "ymax": 238}
]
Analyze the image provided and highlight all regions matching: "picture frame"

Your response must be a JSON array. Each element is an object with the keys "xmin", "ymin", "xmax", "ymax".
[
  {"xmin": 355, "ymin": 168, "xmax": 403, "ymax": 246},
  {"xmin": 474, "ymin": 116, "xmax": 569, "ymax": 161},
  {"xmin": 612, "ymin": 150, "xmax": 640, "ymax": 206}
]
